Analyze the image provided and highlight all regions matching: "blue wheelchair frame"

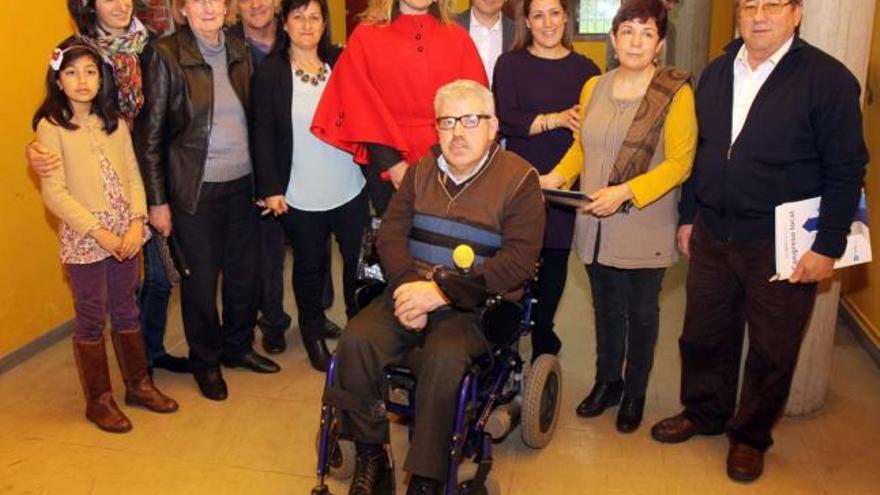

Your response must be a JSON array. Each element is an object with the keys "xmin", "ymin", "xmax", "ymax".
[{"xmin": 313, "ymin": 286, "xmax": 539, "ymax": 495}]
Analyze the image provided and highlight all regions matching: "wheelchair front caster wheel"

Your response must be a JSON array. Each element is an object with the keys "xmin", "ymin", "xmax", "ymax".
[
  {"xmin": 315, "ymin": 426, "xmax": 357, "ymax": 480},
  {"xmin": 521, "ymin": 354, "xmax": 562, "ymax": 449},
  {"xmin": 456, "ymin": 477, "xmax": 500, "ymax": 495}
]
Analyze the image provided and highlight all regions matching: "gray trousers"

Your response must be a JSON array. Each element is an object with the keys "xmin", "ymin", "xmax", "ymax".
[{"xmin": 336, "ymin": 290, "xmax": 489, "ymax": 480}]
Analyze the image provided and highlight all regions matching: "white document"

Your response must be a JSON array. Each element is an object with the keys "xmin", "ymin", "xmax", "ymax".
[{"xmin": 774, "ymin": 192, "xmax": 872, "ymax": 280}]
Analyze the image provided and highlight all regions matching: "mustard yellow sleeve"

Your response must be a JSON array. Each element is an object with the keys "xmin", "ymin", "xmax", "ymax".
[
  {"xmin": 626, "ymin": 84, "xmax": 697, "ymax": 208},
  {"xmin": 549, "ymin": 77, "xmax": 599, "ymax": 190},
  {"xmin": 37, "ymin": 120, "xmax": 101, "ymax": 236}
]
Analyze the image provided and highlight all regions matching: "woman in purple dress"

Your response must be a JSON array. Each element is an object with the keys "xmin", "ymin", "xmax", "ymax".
[{"xmin": 493, "ymin": 0, "xmax": 599, "ymax": 360}]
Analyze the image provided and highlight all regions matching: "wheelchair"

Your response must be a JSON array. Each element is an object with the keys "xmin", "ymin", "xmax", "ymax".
[{"xmin": 311, "ymin": 228, "xmax": 563, "ymax": 495}]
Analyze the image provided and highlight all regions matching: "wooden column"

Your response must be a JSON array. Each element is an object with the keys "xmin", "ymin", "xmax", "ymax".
[{"xmin": 784, "ymin": 0, "xmax": 876, "ymax": 416}]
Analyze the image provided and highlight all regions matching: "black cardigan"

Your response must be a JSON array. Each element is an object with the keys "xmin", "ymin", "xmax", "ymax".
[
  {"xmin": 252, "ymin": 45, "xmax": 342, "ymax": 199},
  {"xmin": 679, "ymin": 36, "xmax": 868, "ymax": 258}
]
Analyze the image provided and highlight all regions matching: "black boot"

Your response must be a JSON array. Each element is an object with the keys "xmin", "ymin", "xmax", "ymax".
[
  {"xmin": 406, "ymin": 475, "xmax": 442, "ymax": 495},
  {"xmin": 349, "ymin": 446, "xmax": 393, "ymax": 495},
  {"xmin": 301, "ymin": 324, "xmax": 331, "ymax": 372},
  {"xmin": 616, "ymin": 396, "xmax": 645, "ymax": 433},
  {"xmin": 575, "ymin": 380, "xmax": 623, "ymax": 417}
]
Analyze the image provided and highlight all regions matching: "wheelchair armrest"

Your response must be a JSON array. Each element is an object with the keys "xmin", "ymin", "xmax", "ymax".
[
  {"xmin": 354, "ymin": 280, "xmax": 387, "ymax": 312},
  {"xmin": 433, "ymin": 269, "xmax": 490, "ymax": 311}
]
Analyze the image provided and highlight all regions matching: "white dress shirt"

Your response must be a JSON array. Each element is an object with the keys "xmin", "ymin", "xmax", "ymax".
[
  {"xmin": 731, "ymin": 35, "xmax": 795, "ymax": 144},
  {"xmin": 468, "ymin": 9, "xmax": 504, "ymax": 84},
  {"xmin": 287, "ymin": 65, "xmax": 366, "ymax": 211}
]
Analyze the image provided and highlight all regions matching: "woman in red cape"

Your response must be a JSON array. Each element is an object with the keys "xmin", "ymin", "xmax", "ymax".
[{"xmin": 311, "ymin": 0, "xmax": 488, "ymax": 214}]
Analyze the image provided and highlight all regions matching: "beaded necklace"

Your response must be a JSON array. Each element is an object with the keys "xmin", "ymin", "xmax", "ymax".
[{"xmin": 293, "ymin": 60, "xmax": 327, "ymax": 86}]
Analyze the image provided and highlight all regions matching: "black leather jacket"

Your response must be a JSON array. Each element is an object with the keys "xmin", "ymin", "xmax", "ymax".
[{"xmin": 134, "ymin": 25, "xmax": 253, "ymax": 214}]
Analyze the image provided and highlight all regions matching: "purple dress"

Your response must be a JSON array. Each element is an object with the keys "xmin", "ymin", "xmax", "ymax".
[{"xmin": 493, "ymin": 49, "xmax": 600, "ymax": 250}]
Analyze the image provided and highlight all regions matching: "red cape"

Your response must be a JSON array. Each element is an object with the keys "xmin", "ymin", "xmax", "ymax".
[{"xmin": 312, "ymin": 14, "xmax": 488, "ymax": 166}]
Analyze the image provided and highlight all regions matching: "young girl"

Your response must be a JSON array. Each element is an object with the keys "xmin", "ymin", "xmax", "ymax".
[{"xmin": 33, "ymin": 39, "xmax": 177, "ymax": 433}]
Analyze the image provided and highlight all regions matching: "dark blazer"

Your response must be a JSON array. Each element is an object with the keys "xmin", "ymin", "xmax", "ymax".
[
  {"xmin": 453, "ymin": 9, "xmax": 516, "ymax": 53},
  {"xmin": 252, "ymin": 45, "xmax": 343, "ymax": 199},
  {"xmin": 134, "ymin": 24, "xmax": 254, "ymax": 214},
  {"xmin": 679, "ymin": 36, "xmax": 868, "ymax": 258}
]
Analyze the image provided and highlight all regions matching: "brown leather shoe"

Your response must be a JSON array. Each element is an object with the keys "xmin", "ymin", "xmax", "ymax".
[
  {"xmin": 112, "ymin": 329, "xmax": 178, "ymax": 413},
  {"xmin": 727, "ymin": 442, "xmax": 764, "ymax": 482},
  {"xmin": 72, "ymin": 338, "xmax": 132, "ymax": 433},
  {"xmin": 651, "ymin": 412, "xmax": 724, "ymax": 443}
]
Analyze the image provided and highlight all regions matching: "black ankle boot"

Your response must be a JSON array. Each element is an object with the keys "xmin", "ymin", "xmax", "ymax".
[
  {"xmin": 406, "ymin": 475, "xmax": 442, "ymax": 495},
  {"xmin": 301, "ymin": 326, "xmax": 331, "ymax": 372},
  {"xmin": 616, "ymin": 395, "xmax": 646, "ymax": 433},
  {"xmin": 349, "ymin": 447, "xmax": 393, "ymax": 495},
  {"xmin": 575, "ymin": 380, "xmax": 623, "ymax": 417}
]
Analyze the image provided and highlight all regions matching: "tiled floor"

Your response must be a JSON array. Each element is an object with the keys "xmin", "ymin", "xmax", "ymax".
[{"xmin": 1, "ymin": 253, "xmax": 879, "ymax": 494}]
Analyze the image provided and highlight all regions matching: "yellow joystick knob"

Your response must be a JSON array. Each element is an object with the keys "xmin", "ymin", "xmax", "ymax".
[{"xmin": 453, "ymin": 244, "xmax": 475, "ymax": 271}]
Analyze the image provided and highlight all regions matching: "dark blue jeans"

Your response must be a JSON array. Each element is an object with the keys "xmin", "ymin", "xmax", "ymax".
[
  {"xmin": 257, "ymin": 215, "xmax": 292, "ymax": 334},
  {"xmin": 140, "ymin": 235, "xmax": 172, "ymax": 362},
  {"xmin": 586, "ymin": 263, "xmax": 666, "ymax": 398}
]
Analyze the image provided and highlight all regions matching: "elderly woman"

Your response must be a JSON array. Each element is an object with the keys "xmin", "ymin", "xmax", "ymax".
[
  {"xmin": 25, "ymin": 0, "xmax": 189, "ymax": 375},
  {"xmin": 542, "ymin": 0, "xmax": 696, "ymax": 433},
  {"xmin": 311, "ymin": 0, "xmax": 487, "ymax": 215},
  {"xmin": 253, "ymin": 0, "xmax": 368, "ymax": 372},
  {"xmin": 134, "ymin": 0, "xmax": 280, "ymax": 401},
  {"xmin": 493, "ymin": 0, "xmax": 600, "ymax": 362}
]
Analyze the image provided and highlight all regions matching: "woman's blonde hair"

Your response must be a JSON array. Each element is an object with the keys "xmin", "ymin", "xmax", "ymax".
[
  {"xmin": 170, "ymin": 0, "xmax": 234, "ymax": 26},
  {"xmin": 359, "ymin": 0, "xmax": 451, "ymax": 25}
]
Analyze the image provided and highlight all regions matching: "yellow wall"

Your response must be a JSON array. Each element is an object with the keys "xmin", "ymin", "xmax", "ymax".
[
  {"xmin": 0, "ymin": 3, "xmax": 76, "ymax": 358},
  {"xmin": 329, "ymin": 0, "xmax": 346, "ymax": 45},
  {"xmin": 573, "ymin": 40, "xmax": 607, "ymax": 72},
  {"xmin": 842, "ymin": 5, "xmax": 880, "ymax": 347},
  {"xmin": 710, "ymin": 0, "xmax": 736, "ymax": 59}
]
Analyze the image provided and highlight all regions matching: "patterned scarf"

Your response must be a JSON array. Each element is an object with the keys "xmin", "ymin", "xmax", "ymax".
[
  {"xmin": 608, "ymin": 66, "xmax": 692, "ymax": 185},
  {"xmin": 91, "ymin": 18, "xmax": 149, "ymax": 124}
]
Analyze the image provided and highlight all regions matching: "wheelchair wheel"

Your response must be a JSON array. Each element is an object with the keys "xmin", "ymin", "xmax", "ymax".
[
  {"xmin": 314, "ymin": 425, "xmax": 356, "ymax": 480},
  {"xmin": 456, "ymin": 477, "xmax": 500, "ymax": 495},
  {"xmin": 521, "ymin": 354, "xmax": 562, "ymax": 449}
]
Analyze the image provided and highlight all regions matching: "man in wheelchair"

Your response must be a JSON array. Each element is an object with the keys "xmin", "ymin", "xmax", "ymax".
[{"xmin": 331, "ymin": 80, "xmax": 545, "ymax": 495}]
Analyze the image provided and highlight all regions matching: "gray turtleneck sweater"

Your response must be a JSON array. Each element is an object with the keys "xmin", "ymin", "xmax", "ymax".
[{"xmin": 196, "ymin": 32, "xmax": 252, "ymax": 183}]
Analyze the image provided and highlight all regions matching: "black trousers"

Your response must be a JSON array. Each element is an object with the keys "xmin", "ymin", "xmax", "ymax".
[
  {"xmin": 680, "ymin": 218, "xmax": 817, "ymax": 450},
  {"xmin": 281, "ymin": 190, "xmax": 369, "ymax": 337},
  {"xmin": 531, "ymin": 248, "xmax": 570, "ymax": 356},
  {"xmin": 336, "ymin": 292, "xmax": 489, "ymax": 480},
  {"xmin": 586, "ymin": 263, "xmax": 666, "ymax": 398},
  {"xmin": 172, "ymin": 176, "xmax": 259, "ymax": 369}
]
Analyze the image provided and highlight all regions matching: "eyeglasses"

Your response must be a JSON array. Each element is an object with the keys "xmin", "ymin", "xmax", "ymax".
[
  {"xmin": 739, "ymin": 0, "xmax": 793, "ymax": 17},
  {"xmin": 436, "ymin": 114, "xmax": 491, "ymax": 130}
]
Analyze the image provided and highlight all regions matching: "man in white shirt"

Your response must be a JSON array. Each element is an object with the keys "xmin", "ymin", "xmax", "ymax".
[
  {"xmin": 652, "ymin": 0, "xmax": 867, "ymax": 484},
  {"xmin": 454, "ymin": 0, "xmax": 515, "ymax": 83}
]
